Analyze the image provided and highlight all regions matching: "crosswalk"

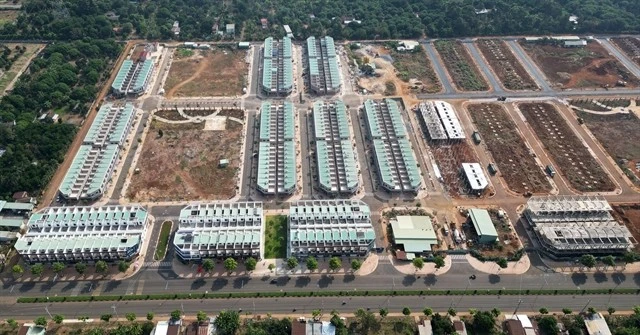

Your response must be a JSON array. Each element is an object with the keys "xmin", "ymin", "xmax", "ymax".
[
  {"xmin": 143, "ymin": 261, "xmax": 172, "ymax": 268},
  {"xmin": 449, "ymin": 254, "xmax": 468, "ymax": 263}
]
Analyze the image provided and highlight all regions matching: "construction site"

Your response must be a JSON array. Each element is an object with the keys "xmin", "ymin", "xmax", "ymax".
[
  {"xmin": 126, "ymin": 108, "xmax": 245, "ymax": 202},
  {"xmin": 518, "ymin": 102, "xmax": 616, "ymax": 193},
  {"xmin": 434, "ymin": 40, "xmax": 489, "ymax": 91},
  {"xmin": 610, "ymin": 37, "xmax": 640, "ymax": 66},
  {"xmin": 476, "ymin": 39, "xmax": 538, "ymax": 91},
  {"xmin": 467, "ymin": 103, "xmax": 551, "ymax": 194}
]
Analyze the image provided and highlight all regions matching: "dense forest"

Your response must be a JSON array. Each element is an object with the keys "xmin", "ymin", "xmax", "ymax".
[
  {"xmin": 1, "ymin": 0, "xmax": 640, "ymax": 41},
  {"xmin": 0, "ymin": 39, "xmax": 121, "ymax": 199}
]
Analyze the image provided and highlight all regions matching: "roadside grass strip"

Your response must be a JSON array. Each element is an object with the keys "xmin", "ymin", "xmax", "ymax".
[{"xmin": 154, "ymin": 221, "xmax": 172, "ymax": 261}]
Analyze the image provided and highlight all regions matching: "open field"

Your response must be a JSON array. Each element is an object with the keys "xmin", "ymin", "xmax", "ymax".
[
  {"xmin": 264, "ymin": 215, "xmax": 287, "ymax": 259},
  {"xmin": 431, "ymin": 141, "xmax": 481, "ymax": 197},
  {"xmin": 610, "ymin": 37, "xmax": 640, "ymax": 66},
  {"xmin": 467, "ymin": 103, "xmax": 551, "ymax": 194},
  {"xmin": 0, "ymin": 10, "xmax": 18, "ymax": 25},
  {"xmin": 126, "ymin": 114, "xmax": 245, "ymax": 202},
  {"xmin": 518, "ymin": 102, "xmax": 616, "ymax": 192},
  {"xmin": 434, "ymin": 40, "xmax": 488, "ymax": 91},
  {"xmin": 570, "ymin": 98, "xmax": 631, "ymax": 112},
  {"xmin": 164, "ymin": 47, "xmax": 247, "ymax": 98},
  {"xmin": 155, "ymin": 108, "xmax": 188, "ymax": 121},
  {"xmin": 353, "ymin": 45, "xmax": 441, "ymax": 97},
  {"xmin": 0, "ymin": 43, "xmax": 44, "ymax": 94},
  {"xmin": 476, "ymin": 39, "xmax": 538, "ymax": 90},
  {"xmin": 577, "ymin": 110, "xmax": 640, "ymax": 185},
  {"xmin": 520, "ymin": 41, "xmax": 640, "ymax": 89},
  {"xmin": 611, "ymin": 204, "xmax": 640, "ymax": 252}
]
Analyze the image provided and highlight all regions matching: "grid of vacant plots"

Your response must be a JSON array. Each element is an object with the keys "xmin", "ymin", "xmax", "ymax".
[
  {"xmin": 261, "ymin": 37, "xmax": 293, "ymax": 96},
  {"xmin": 306, "ymin": 36, "xmax": 341, "ymax": 95},
  {"xmin": 257, "ymin": 101, "xmax": 297, "ymax": 195},
  {"xmin": 288, "ymin": 199, "xmax": 375, "ymax": 257},
  {"xmin": 313, "ymin": 100, "xmax": 358, "ymax": 194},
  {"xmin": 364, "ymin": 99, "xmax": 421, "ymax": 192}
]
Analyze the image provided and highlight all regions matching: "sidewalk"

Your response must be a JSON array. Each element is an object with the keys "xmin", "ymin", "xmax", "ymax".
[
  {"xmin": 465, "ymin": 254, "xmax": 530, "ymax": 275},
  {"xmin": 390, "ymin": 255, "xmax": 452, "ymax": 276},
  {"xmin": 171, "ymin": 254, "xmax": 380, "ymax": 279}
]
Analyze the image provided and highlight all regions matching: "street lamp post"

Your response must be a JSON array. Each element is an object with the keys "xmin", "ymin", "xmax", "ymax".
[
  {"xmin": 44, "ymin": 305, "xmax": 53, "ymax": 318},
  {"xmin": 111, "ymin": 305, "xmax": 118, "ymax": 319}
]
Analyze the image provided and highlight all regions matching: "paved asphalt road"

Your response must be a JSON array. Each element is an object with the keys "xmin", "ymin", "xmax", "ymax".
[
  {"xmin": 2, "ymin": 294, "xmax": 638, "ymax": 319},
  {"xmin": 463, "ymin": 41, "xmax": 505, "ymax": 94},
  {"xmin": 504, "ymin": 40, "xmax": 553, "ymax": 92},
  {"xmin": 597, "ymin": 38, "xmax": 640, "ymax": 79},
  {"xmin": 422, "ymin": 42, "xmax": 455, "ymax": 94}
]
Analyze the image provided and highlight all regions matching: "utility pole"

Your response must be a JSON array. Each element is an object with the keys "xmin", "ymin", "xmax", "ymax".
[
  {"xmin": 111, "ymin": 305, "xmax": 118, "ymax": 319},
  {"xmin": 512, "ymin": 299, "xmax": 523, "ymax": 317},
  {"xmin": 44, "ymin": 305, "xmax": 53, "ymax": 318},
  {"xmin": 580, "ymin": 299, "xmax": 592, "ymax": 314}
]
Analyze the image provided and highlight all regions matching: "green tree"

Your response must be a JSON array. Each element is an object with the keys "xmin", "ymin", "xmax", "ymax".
[
  {"xmin": 7, "ymin": 319, "xmax": 18, "ymax": 329},
  {"xmin": 223, "ymin": 258, "xmax": 238, "ymax": 273},
  {"xmin": 312, "ymin": 309, "xmax": 322, "ymax": 320},
  {"xmin": 402, "ymin": 307, "xmax": 411, "ymax": 315},
  {"xmin": 146, "ymin": 312, "xmax": 154, "ymax": 321},
  {"xmin": 286, "ymin": 257, "xmax": 298, "ymax": 270},
  {"xmin": 431, "ymin": 313, "xmax": 455, "ymax": 335},
  {"xmin": 214, "ymin": 310, "xmax": 240, "ymax": 335},
  {"xmin": 623, "ymin": 252, "xmax": 638, "ymax": 268},
  {"xmin": 52, "ymin": 262, "xmax": 65, "ymax": 274},
  {"xmin": 434, "ymin": 255, "xmax": 445, "ymax": 269},
  {"xmin": 75, "ymin": 262, "xmax": 87, "ymax": 275},
  {"xmin": 34, "ymin": 316, "xmax": 47, "ymax": 327},
  {"xmin": 268, "ymin": 263, "xmax": 275, "ymax": 272},
  {"xmin": 118, "ymin": 261, "xmax": 130, "ymax": 273},
  {"xmin": 197, "ymin": 311, "xmax": 208, "ymax": 323},
  {"xmin": 354, "ymin": 309, "xmax": 380, "ymax": 334},
  {"xmin": 497, "ymin": 258, "xmax": 508, "ymax": 269},
  {"xmin": 602, "ymin": 255, "xmax": 616, "ymax": 270},
  {"xmin": 100, "ymin": 314, "xmax": 112, "ymax": 322},
  {"xmin": 423, "ymin": 307, "xmax": 433, "ymax": 316},
  {"xmin": 171, "ymin": 310, "xmax": 181, "ymax": 321},
  {"xmin": 607, "ymin": 307, "xmax": 616, "ymax": 315},
  {"xmin": 412, "ymin": 257, "xmax": 425, "ymax": 272},
  {"xmin": 491, "ymin": 308, "xmax": 501, "ymax": 318},
  {"xmin": 12, "ymin": 264, "xmax": 23, "ymax": 277},
  {"xmin": 562, "ymin": 308, "xmax": 573, "ymax": 315},
  {"xmin": 202, "ymin": 259, "xmax": 215, "ymax": 273},
  {"xmin": 379, "ymin": 308, "xmax": 388, "ymax": 318},
  {"xmin": 351, "ymin": 259, "xmax": 362, "ymax": 272},
  {"xmin": 472, "ymin": 311, "xmax": 496, "ymax": 333},
  {"xmin": 125, "ymin": 313, "xmax": 136, "ymax": 321},
  {"xmin": 95, "ymin": 260, "xmax": 108, "ymax": 275},
  {"xmin": 539, "ymin": 307, "xmax": 549, "ymax": 315},
  {"xmin": 52, "ymin": 314, "xmax": 64, "ymax": 324},
  {"xmin": 306, "ymin": 257, "xmax": 318, "ymax": 272},
  {"xmin": 329, "ymin": 257, "xmax": 342, "ymax": 272},
  {"xmin": 588, "ymin": 307, "xmax": 597, "ymax": 315},
  {"xmin": 30, "ymin": 263, "xmax": 44, "ymax": 277},
  {"xmin": 245, "ymin": 257, "xmax": 257, "ymax": 272},
  {"xmin": 448, "ymin": 308, "xmax": 457, "ymax": 316},
  {"xmin": 580, "ymin": 254, "xmax": 597, "ymax": 270},
  {"xmin": 633, "ymin": 305, "xmax": 640, "ymax": 315},
  {"xmin": 538, "ymin": 316, "xmax": 559, "ymax": 335}
]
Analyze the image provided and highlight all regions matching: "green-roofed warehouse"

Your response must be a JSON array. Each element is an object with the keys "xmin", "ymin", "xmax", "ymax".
[
  {"xmin": 390, "ymin": 216, "xmax": 438, "ymax": 259},
  {"xmin": 288, "ymin": 199, "xmax": 375, "ymax": 258},
  {"xmin": 467, "ymin": 208, "xmax": 498, "ymax": 244}
]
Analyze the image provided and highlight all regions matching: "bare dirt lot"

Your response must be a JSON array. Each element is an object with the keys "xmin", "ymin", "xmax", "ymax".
[
  {"xmin": 352, "ymin": 44, "xmax": 441, "ymax": 100},
  {"xmin": 164, "ymin": 47, "xmax": 247, "ymax": 98},
  {"xmin": 519, "ymin": 102, "xmax": 616, "ymax": 192},
  {"xmin": 520, "ymin": 41, "xmax": 640, "ymax": 89},
  {"xmin": 476, "ymin": 39, "xmax": 538, "ymax": 91},
  {"xmin": 611, "ymin": 204, "xmax": 640, "ymax": 252},
  {"xmin": 434, "ymin": 40, "xmax": 488, "ymax": 91},
  {"xmin": 431, "ymin": 141, "xmax": 482, "ymax": 197},
  {"xmin": 126, "ymin": 115, "xmax": 245, "ymax": 201},
  {"xmin": 467, "ymin": 103, "xmax": 551, "ymax": 194},
  {"xmin": 611, "ymin": 37, "xmax": 640, "ymax": 66},
  {"xmin": 577, "ymin": 110, "xmax": 640, "ymax": 185}
]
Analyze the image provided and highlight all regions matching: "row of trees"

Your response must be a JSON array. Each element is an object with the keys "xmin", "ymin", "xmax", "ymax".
[
  {"xmin": 575, "ymin": 252, "xmax": 639, "ymax": 271},
  {"xmin": 4, "ymin": 0, "xmax": 640, "ymax": 41},
  {"xmin": 12, "ymin": 260, "xmax": 130, "ymax": 277}
]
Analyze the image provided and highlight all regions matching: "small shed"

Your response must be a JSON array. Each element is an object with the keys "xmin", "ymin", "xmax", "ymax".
[
  {"xmin": 238, "ymin": 42, "xmax": 251, "ymax": 49},
  {"xmin": 564, "ymin": 40, "xmax": 587, "ymax": 48},
  {"xmin": 219, "ymin": 159, "xmax": 230, "ymax": 168},
  {"xmin": 467, "ymin": 208, "xmax": 498, "ymax": 244}
]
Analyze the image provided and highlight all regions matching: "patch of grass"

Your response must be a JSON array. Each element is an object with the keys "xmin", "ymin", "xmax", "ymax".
[
  {"xmin": 264, "ymin": 215, "xmax": 287, "ymax": 259},
  {"xmin": 176, "ymin": 48, "xmax": 194, "ymax": 58},
  {"xmin": 154, "ymin": 221, "xmax": 172, "ymax": 261}
]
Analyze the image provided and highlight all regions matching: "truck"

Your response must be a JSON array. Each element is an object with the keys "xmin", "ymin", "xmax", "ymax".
[
  {"xmin": 546, "ymin": 164, "xmax": 556, "ymax": 177},
  {"xmin": 453, "ymin": 229, "xmax": 462, "ymax": 243},
  {"xmin": 472, "ymin": 131, "xmax": 482, "ymax": 145},
  {"xmin": 488, "ymin": 163, "xmax": 498, "ymax": 175}
]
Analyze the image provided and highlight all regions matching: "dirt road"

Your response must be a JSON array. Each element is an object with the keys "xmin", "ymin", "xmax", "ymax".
[
  {"xmin": 165, "ymin": 56, "xmax": 209, "ymax": 98},
  {"xmin": 38, "ymin": 41, "xmax": 136, "ymax": 209}
]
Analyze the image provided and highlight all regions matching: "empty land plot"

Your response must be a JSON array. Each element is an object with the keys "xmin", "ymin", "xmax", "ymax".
[
  {"xmin": 164, "ymin": 47, "xmax": 247, "ymax": 98},
  {"xmin": 519, "ymin": 102, "xmax": 616, "ymax": 192},
  {"xmin": 0, "ymin": 10, "xmax": 18, "ymax": 26},
  {"xmin": 155, "ymin": 109, "xmax": 188, "ymax": 121},
  {"xmin": 431, "ymin": 141, "xmax": 479, "ymax": 197},
  {"xmin": 390, "ymin": 49, "xmax": 442, "ymax": 93},
  {"xmin": 0, "ymin": 43, "xmax": 44, "ymax": 94},
  {"xmin": 611, "ymin": 37, "xmax": 640, "ymax": 66},
  {"xmin": 577, "ymin": 110, "xmax": 640, "ymax": 185},
  {"xmin": 520, "ymin": 41, "xmax": 640, "ymax": 89},
  {"xmin": 476, "ymin": 39, "xmax": 538, "ymax": 90},
  {"xmin": 570, "ymin": 98, "xmax": 631, "ymax": 112},
  {"xmin": 612, "ymin": 204, "xmax": 640, "ymax": 252},
  {"xmin": 434, "ymin": 40, "xmax": 488, "ymax": 91},
  {"xmin": 126, "ymin": 115, "xmax": 245, "ymax": 202},
  {"xmin": 467, "ymin": 103, "xmax": 551, "ymax": 194}
]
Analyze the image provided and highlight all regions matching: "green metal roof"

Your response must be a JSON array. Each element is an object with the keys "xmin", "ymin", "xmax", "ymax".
[
  {"xmin": 111, "ymin": 60, "xmax": 133, "ymax": 93},
  {"xmin": 0, "ymin": 200, "xmax": 34, "ymax": 212},
  {"xmin": 468, "ymin": 208, "xmax": 498, "ymax": 239},
  {"xmin": 58, "ymin": 145, "xmax": 120, "ymax": 199},
  {"xmin": 132, "ymin": 59, "xmax": 153, "ymax": 92},
  {"xmin": 0, "ymin": 217, "xmax": 24, "ymax": 228},
  {"xmin": 15, "ymin": 235, "xmax": 141, "ymax": 253},
  {"xmin": 28, "ymin": 205, "xmax": 148, "ymax": 228},
  {"xmin": 84, "ymin": 103, "xmax": 135, "ymax": 146}
]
